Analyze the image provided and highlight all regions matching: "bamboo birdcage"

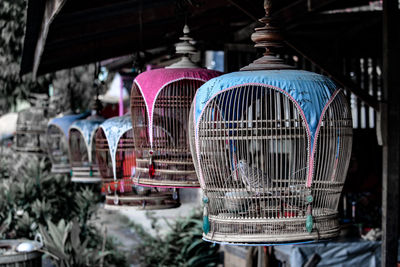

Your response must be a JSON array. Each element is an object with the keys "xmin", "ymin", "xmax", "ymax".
[
  {"xmin": 14, "ymin": 94, "xmax": 49, "ymax": 155},
  {"xmin": 95, "ymin": 115, "xmax": 181, "ymax": 210},
  {"xmin": 189, "ymin": 2, "xmax": 353, "ymax": 244},
  {"xmin": 130, "ymin": 25, "xmax": 221, "ymax": 188},
  {"xmin": 68, "ymin": 114, "xmax": 105, "ymax": 183},
  {"xmin": 47, "ymin": 113, "xmax": 89, "ymax": 174}
]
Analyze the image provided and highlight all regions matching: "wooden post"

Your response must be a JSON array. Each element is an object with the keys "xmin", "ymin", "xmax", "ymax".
[{"xmin": 381, "ymin": 0, "xmax": 400, "ymax": 266}]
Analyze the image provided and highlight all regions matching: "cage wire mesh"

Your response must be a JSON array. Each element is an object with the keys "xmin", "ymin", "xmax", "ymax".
[
  {"xmin": 47, "ymin": 113, "xmax": 89, "ymax": 174},
  {"xmin": 15, "ymin": 96, "xmax": 49, "ymax": 155},
  {"xmin": 190, "ymin": 71, "xmax": 353, "ymax": 244},
  {"xmin": 95, "ymin": 115, "xmax": 181, "ymax": 210},
  {"xmin": 131, "ymin": 79, "xmax": 201, "ymax": 187},
  {"xmin": 130, "ymin": 69, "xmax": 221, "ymax": 188},
  {"xmin": 68, "ymin": 116, "xmax": 104, "ymax": 183}
]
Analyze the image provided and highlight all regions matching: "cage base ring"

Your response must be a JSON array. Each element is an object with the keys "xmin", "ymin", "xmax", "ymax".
[
  {"xmin": 71, "ymin": 177, "xmax": 102, "ymax": 183},
  {"xmin": 203, "ymin": 212, "xmax": 340, "ymax": 244},
  {"xmin": 104, "ymin": 203, "xmax": 181, "ymax": 211},
  {"xmin": 132, "ymin": 177, "xmax": 200, "ymax": 188}
]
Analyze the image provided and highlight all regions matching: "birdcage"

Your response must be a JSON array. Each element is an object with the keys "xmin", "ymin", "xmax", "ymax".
[
  {"xmin": 47, "ymin": 113, "xmax": 89, "ymax": 174},
  {"xmin": 189, "ymin": 2, "xmax": 353, "ymax": 244},
  {"xmin": 14, "ymin": 95, "xmax": 49, "ymax": 155},
  {"xmin": 68, "ymin": 115, "xmax": 105, "ymax": 183},
  {"xmin": 130, "ymin": 26, "xmax": 221, "ymax": 188},
  {"xmin": 95, "ymin": 115, "xmax": 181, "ymax": 210}
]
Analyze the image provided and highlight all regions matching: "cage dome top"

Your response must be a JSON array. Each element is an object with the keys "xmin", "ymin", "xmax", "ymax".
[
  {"xmin": 17, "ymin": 107, "xmax": 48, "ymax": 131},
  {"xmin": 99, "ymin": 115, "xmax": 132, "ymax": 179},
  {"xmin": 193, "ymin": 69, "xmax": 341, "ymax": 188},
  {"xmin": 134, "ymin": 68, "xmax": 221, "ymax": 146},
  {"xmin": 69, "ymin": 117, "xmax": 105, "ymax": 163},
  {"xmin": 48, "ymin": 113, "xmax": 89, "ymax": 138}
]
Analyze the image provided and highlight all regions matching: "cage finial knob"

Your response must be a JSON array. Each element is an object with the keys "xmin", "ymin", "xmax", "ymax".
[
  {"xmin": 166, "ymin": 24, "xmax": 199, "ymax": 69},
  {"xmin": 183, "ymin": 24, "xmax": 190, "ymax": 35},
  {"xmin": 264, "ymin": 0, "xmax": 272, "ymax": 16},
  {"xmin": 241, "ymin": 0, "xmax": 294, "ymax": 71}
]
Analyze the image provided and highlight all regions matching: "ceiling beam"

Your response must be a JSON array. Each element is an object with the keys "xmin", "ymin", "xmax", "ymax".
[
  {"xmin": 25, "ymin": 0, "xmax": 237, "ymax": 75},
  {"xmin": 381, "ymin": 0, "xmax": 400, "ymax": 265},
  {"xmin": 20, "ymin": 0, "xmax": 46, "ymax": 75},
  {"xmin": 32, "ymin": 0, "xmax": 67, "ymax": 78},
  {"xmin": 35, "ymin": 12, "xmax": 233, "ymax": 74}
]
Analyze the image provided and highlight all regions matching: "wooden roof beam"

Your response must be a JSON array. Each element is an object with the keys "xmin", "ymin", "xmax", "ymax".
[
  {"xmin": 32, "ymin": 0, "xmax": 67, "ymax": 78},
  {"xmin": 36, "ymin": 13, "xmax": 232, "ymax": 74},
  {"xmin": 20, "ymin": 0, "xmax": 46, "ymax": 76},
  {"xmin": 23, "ymin": 0, "xmax": 233, "ymax": 76}
]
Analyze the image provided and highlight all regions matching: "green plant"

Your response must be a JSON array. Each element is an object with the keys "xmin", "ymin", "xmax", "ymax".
[
  {"xmin": 39, "ymin": 219, "xmax": 111, "ymax": 267},
  {"xmin": 0, "ymin": 0, "xmax": 51, "ymax": 111},
  {"xmin": 0, "ymin": 147, "xmax": 11, "ymax": 178},
  {"xmin": 131, "ymin": 211, "xmax": 220, "ymax": 267},
  {"xmin": 0, "ymin": 156, "xmax": 76, "ymax": 238},
  {"xmin": 0, "ymin": 153, "xmax": 127, "ymax": 266},
  {"xmin": 0, "ymin": 0, "xmax": 101, "ymax": 114}
]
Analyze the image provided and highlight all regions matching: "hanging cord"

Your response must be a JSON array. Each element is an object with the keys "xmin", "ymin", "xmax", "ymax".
[
  {"xmin": 129, "ymin": 0, "xmax": 144, "ymax": 74},
  {"xmin": 92, "ymin": 62, "xmax": 98, "ymax": 113},
  {"xmin": 68, "ymin": 69, "xmax": 73, "ymax": 112},
  {"xmin": 185, "ymin": 13, "xmax": 187, "ymax": 26},
  {"xmin": 139, "ymin": 0, "xmax": 143, "ymax": 54},
  {"xmin": 93, "ymin": 62, "xmax": 103, "ymax": 115}
]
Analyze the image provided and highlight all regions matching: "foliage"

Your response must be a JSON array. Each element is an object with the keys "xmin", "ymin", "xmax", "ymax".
[
  {"xmin": 0, "ymin": 0, "xmax": 52, "ymax": 112},
  {"xmin": 50, "ymin": 65, "xmax": 98, "ymax": 113},
  {"xmin": 0, "ymin": 0, "xmax": 124, "ymax": 264},
  {"xmin": 0, "ymin": 155, "xmax": 83, "ymax": 238},
  {"xmin": 0, "ymin": 0, "xmax": 99, "ymax": 114},
  {"xmin": 0, "ymin": 149, "xmax": 127, "ymax": 266},
  {"xmin": 39, "ymin": 219, "xmax": 112, "ymax": 267},
  {"xmin": 131, "ymin": 211, "xmax": 220, "ymax": 267},
  {"xmin": 0, "ymin": 147, "xmax": 10, "ymax": 179}
]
